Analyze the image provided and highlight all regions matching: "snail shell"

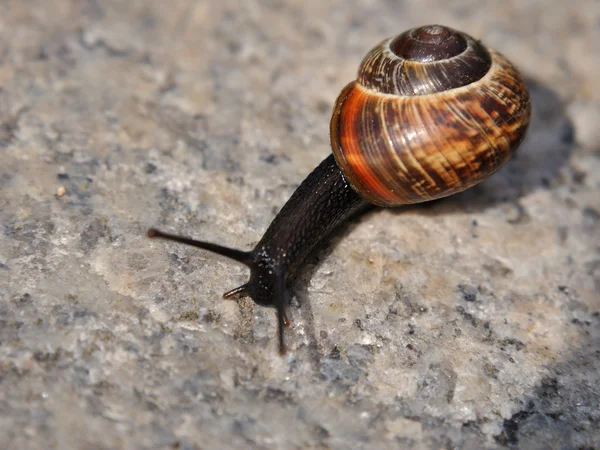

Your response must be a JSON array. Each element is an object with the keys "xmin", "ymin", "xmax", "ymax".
[{"xmin": 330, "ymin": 25, "xmax": 531, "ymax": 207}]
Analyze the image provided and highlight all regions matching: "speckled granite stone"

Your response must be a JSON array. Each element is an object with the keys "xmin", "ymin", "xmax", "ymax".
[{"xmin": 0, "ymin": 1, "xmax": 598, "ymax": 449}]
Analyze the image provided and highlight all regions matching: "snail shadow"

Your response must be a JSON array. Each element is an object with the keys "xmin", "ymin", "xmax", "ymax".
[
  {"xmin": 390, "ymin": 76, "xmax": 576, "ymax": 217},
  {"xmin": 292, "ymin": 76, "xmax": 576, "ymax": 358},
  {"xmin": 290, "ymin": 202, "xmax": 375, "ymax": 359}
]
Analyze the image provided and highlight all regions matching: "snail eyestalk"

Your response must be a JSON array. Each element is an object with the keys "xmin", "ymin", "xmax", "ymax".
[
  {"xmin": 147, "ymin": 228, "xmax": 254, "ymax": 266},
  {"xmin": 222, "ymin": 284, "xmax": 250, "ymax": 299},
  {"xmin": 275, "ymin": 268, "xmax": 287, "ymax": 355}
]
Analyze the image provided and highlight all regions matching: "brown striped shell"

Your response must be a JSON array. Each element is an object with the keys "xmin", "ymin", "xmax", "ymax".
[{"xmin": 330, "ymin": 25, "xmax": 531, "ymax": 207}]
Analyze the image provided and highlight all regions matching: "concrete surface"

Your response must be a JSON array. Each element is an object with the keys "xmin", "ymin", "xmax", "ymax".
[{"xmin": 0, "ymin": 0, "xmax": 598, "ymax": 449}]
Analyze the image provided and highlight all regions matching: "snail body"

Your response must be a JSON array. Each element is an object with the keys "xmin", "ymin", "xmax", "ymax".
[{"xmin": 148, "ymin": 25, "xmax": 531, "ymax": 354}]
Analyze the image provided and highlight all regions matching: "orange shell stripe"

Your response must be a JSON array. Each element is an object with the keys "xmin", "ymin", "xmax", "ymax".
[{"xmin": 332, "ymin": 84, "xmax": 399, "ymax": 205}]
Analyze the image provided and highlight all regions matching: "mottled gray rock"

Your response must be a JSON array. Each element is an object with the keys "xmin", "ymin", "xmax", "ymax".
[{"xmin": 0, "ymin": 1, "xmax": 598, "ymax": 449}]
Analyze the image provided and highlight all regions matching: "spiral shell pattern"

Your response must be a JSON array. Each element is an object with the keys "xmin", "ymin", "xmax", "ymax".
[{"xmin": 330, "ymin": 25, "xmax": 531, "ymax": 207}]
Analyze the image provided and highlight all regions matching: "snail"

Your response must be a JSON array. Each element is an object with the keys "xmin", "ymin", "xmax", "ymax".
[{"xmin": 148, "ymin": 25, "xmax": 531, "ymax": 354}]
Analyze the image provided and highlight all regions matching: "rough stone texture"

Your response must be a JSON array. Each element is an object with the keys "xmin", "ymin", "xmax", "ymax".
[{"xmin": 0, "ymin": 1, "xmax": 599, "ymax": 449}]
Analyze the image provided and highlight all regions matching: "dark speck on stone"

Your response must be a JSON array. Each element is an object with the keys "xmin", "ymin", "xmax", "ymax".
[
  {"xmin": 80, "ymin": 217, "xmax": 110, "ymax": 251},
  {"xmin": 483, "ymin": 361, "xmax": 499, "ymax": 378},
  {"xmin": 456, "ymin": 306, "xmax": 480, "ymax": 327},
  {"xmin": 329, "ymin": 346, "xmax": 342, "ymax": 360},
  {"xmin": 264, "ymin": 386, "xmax": 292, "ymax": 403},
  {"xmin": 74, "ymin": 310, "xmax": 94, "ymax": 318},
  {"xmin": 536, "ymin": 377, "xmax": 560, "ymax": 398},
  {"xmin": 499, "ymin": 338, "xmax": 526, "ymax": 351},
  {"xmin": 583, "ymin": 207, "xmax": 600, "ymax": 223},
  {"xmin": 560, "ymin": 120, "xmax": 575, "ymax": 144},
  {"xmin": 18, "ymin": 293, "xmax": 32, "ymax": 303},
  {"xmin": 202, "ymin": 310, "xmax": 221, "ymax": 323},
  {"xmin": 458, "ymin": 284, "xmax": 478, "ymax": 302},
  {"xmin": 572, "ymin": 169, "xmax": 586, "ymax": 184},
  {"xmin": 494, "ymin": 406, "xmax": 534, "ymax": 446},
  {"xmin": 260, "ymin": 154, "xmax": 279, "ymax": 165},
  {"xmin": 177, "ymin": 311, "xmax": 199, "ymax": 321}
]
